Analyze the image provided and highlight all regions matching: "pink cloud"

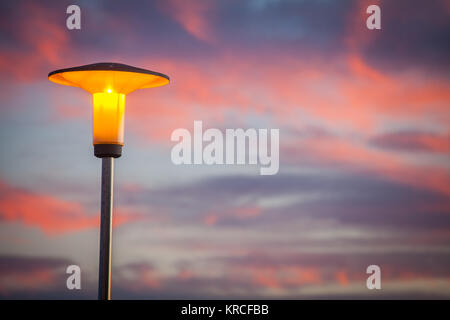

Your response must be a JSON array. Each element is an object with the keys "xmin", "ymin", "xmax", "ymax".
[
  {"xmin": 0, "ymin": 180, "xmax": 139, "ymax": 235},
  {"xmin": 160, "ymin": 0, "xmax": 216, "ymax": 44},
  {"xmin": 202, "ymin": 206, "xmax": 263, "ymax": 226},
  {"xmin": 284, "ymin": 136, "xmax": 450, "ymax": 195},
  {"xmin": 129, "ymin": 52, "xmax": 449, "ymax": 141},
  {"xmin": 0, "ymin": 2, "xmax": 69, "ymax": 82},
  {"xmin": 203, "ymin": 214, "xmax": 218, "ymax": 226},
  {"xmin": 335, "ymin": 270, "xmax": 350, "ymax": 286},
  {"xmin": 235, "ymin": 265, "xmax": 323, "ymax": 289}
]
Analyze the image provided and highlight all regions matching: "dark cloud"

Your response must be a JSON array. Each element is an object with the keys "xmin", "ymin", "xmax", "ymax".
[
  {"xmin": 120, "ymin": 172, "xmax": 449, "ymax": 224},
  {"xmin": 108, "ymin": 249, "xmax": 450, "ymax": 299},
  {"xmin": 370, "ymin": 130, "xmax": 450, "ymax": 153},
  {"xmin": 2, "ymin": 0, "xmax": 448, "ymax": 76},
  {"xmin": 362, "ymin": 0, "xmax": 450, "ymax": 74},
  {"xmin": 0, "ymin": 255, "xmax": 90, "ymax": 299},
  {"xmin": 0, "ymin": 255, "xmax": 69, "ymax": 273}
]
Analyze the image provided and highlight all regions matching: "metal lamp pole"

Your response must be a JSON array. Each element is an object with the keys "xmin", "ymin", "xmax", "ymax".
[
  {"xmin": 95, "ymin": 145, "xmax": 121, "ymax": 300},
  {"xmin": 98, "ymin": 157, "xmax": 114, "ymax": 300}
]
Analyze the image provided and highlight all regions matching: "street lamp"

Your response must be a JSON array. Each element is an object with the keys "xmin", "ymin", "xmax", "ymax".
[{"xmin": 48, "ymin": 62, "xmax": 170, "ymax": 300}]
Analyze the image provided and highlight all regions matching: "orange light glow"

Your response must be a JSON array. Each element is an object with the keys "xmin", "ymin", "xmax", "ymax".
[{"xmin": 93, "ymin": 92, "xmax": 125, "ymax": 145}]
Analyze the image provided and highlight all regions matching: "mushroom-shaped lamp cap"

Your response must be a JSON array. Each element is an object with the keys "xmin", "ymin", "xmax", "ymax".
[{"xmin": 48, "ymin": 62, "xmax": 170, "ymax": 94}]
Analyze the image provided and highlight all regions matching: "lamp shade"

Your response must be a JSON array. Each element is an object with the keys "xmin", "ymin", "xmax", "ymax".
[{"xmin": 48, "ymin": 63, "xmax": 169, "ymax": 157}]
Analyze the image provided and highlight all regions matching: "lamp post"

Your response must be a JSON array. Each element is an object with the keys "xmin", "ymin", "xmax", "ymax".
[{"xmin": 48, "ymin": 63, "xmax": 169, "ymax": 300}]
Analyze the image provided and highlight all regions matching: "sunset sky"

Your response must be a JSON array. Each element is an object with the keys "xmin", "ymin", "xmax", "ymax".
[{"xmin": 0, "ymin": 0, "xmax": 449, "ymax": 298}]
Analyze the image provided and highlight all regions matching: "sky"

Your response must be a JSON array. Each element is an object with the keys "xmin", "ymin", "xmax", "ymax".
[{"xmin": 0, "ymin": 0, "xmax": 449, "ymax": 299}]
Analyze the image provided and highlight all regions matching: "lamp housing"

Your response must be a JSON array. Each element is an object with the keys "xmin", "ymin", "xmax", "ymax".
[{"xmin": 48, "ymin": 62, "xmax": 170, "ymax": 158}]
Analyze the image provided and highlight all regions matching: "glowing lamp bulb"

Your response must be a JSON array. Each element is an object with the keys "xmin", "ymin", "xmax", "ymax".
[{"xmin": 48, "ymin": 63, "xmax": 169, "ymax": 158}]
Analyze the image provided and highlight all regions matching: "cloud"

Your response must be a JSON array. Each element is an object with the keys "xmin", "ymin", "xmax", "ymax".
[
  {"xmin": 0, "ymin": 255, "xmax": 69, "ymax": 297},
  {"xmin": 107, "ymin": 247, "xmax": 450, "ymax": 298},
  {"xmin": 159, "ymin": 0, "xmax": 216, "ymax": 44},
  {"xmin": 116, "ymin": 262, "xmax": 163, "ymax": 290},
  {"xmin": 370, "ymin": 131, "xmax": 450, "ymax": 153},
  {"xmin": 122, "ymin": 49, "xmax": 450, "ymax": 144},
  {"xmin": 360, "ymin": 0, "xmax": 450, "ymax": 73},
  {"xmin": 0, "ymin": 180, "xmax": 140, "ymax": 235},
  {"xmin": 283, "ymin": 134, "xmax": 450, "ymax": 196},
  {"xmin": 0, "ymin": 1, "xmax": 70, "ymax": 82},
  {"xmin": 117, "ymin": 170, "xmax": 450, "ymax": 232},
  {"xmin": 203, "ymin": 206, "xmax": 262, "ymax": 226}
]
